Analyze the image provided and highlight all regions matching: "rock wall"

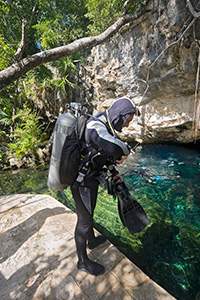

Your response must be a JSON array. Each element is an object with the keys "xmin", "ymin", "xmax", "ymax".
[{"xmin": 75, "ymin": 0, "xmax": 200, "ymax": 143}]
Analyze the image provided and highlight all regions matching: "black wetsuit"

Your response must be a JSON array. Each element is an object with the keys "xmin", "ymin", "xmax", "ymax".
[{"xmin": 71, "ymin": 110, "xmax": 130, "ymax": 275}]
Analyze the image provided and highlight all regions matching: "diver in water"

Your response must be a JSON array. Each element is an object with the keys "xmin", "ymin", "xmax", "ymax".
[{"xmin": 71, "ymin": 97, "xmax": 137, "ymax": 276}]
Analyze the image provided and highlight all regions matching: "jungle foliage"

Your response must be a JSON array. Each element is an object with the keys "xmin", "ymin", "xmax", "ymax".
[{"xmin": 0, "ymin": 0, "xmax": 145, "ymax": 168}]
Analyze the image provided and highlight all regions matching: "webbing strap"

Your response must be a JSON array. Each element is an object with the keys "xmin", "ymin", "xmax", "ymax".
[{"xmin": 105, "ymin": 110, "xmax": 118, "ymax": 138}]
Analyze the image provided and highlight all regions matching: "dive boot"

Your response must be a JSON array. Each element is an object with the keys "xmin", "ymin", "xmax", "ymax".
[
  {"xmin": 77, "ymin": 249, "xmax": 105, "ymax": 276},
  {"xmin": 77, "ymin": 258, "xmax": 105, "ymax": 276}
]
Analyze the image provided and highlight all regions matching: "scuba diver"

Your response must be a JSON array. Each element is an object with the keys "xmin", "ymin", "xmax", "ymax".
[{"xmin": 71, "ymin": 97, "xmax": 140, "ymax": 276}]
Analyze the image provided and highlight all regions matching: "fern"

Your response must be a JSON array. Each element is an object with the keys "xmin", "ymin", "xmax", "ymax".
[{"xmin": 8, "ymin": 109, "xmax": 47, "ymax": 162}]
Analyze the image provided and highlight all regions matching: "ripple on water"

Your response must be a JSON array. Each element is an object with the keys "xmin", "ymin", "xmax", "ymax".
[{"xmin": 0, "ymin": 144, "xmax": 200, "ymax": 300}]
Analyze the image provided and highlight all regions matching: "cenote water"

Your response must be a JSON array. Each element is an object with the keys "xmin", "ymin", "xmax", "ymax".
[{"xmin": 0, "ymin": 143, "xmax": 200, "ymax": 300}]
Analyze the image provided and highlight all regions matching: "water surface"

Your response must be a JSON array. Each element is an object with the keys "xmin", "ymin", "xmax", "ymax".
[{"xmin": 0, "ymin": 143, "xmax": 199, "ymax": 300}]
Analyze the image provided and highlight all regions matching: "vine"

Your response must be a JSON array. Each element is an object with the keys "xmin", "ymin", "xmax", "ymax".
[
  {"xmin": 187, "ymin": 0, "xmax": 200, "ymax": 141},
  {"xmin": 193, "ymin": 45, "xmax": 200, "ymax": 141}
]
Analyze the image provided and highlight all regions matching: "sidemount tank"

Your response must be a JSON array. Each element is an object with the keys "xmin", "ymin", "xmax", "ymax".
[{"xmin": 47, "ymin": 112, "xmax": 76, "ymax": 191}]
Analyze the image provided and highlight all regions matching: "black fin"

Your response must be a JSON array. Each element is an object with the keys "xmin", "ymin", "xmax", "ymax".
[{"xmin": 116, "ymin": 182, "xmax": 149, "ymax": 235}]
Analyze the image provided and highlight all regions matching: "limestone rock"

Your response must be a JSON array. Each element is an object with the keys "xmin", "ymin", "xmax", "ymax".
[{"xmin": 75, "ymin": 0, "xmax": 200, "ymax": 143}]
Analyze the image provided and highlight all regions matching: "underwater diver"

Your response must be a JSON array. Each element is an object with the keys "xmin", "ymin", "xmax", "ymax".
[{"xmin": 71, "ymin": 97, "xmax": 145, "ymax": 276}]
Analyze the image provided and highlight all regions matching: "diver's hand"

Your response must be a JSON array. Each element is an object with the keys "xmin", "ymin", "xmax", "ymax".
[
  {"xmin": 113, "ymin": 173, "xmax": 123, "ymax": 184},
  {"xmin": 116, "ymin": 155, "xmax": 128, "ymax": 165}
]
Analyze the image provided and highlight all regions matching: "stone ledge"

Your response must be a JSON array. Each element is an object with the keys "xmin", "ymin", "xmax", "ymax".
[{"xmin": 0, "ymin": 194, "xmax": 176, "ymax": 300}]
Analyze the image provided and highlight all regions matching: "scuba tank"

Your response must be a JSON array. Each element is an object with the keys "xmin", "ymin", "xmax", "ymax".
[
  {"xmin": 47, "ymin": 110, "xmax": 76, "ymax": 191},
  {"xmin": 47, "ymin": 102, "xmax": 107, "ymax": 191}
]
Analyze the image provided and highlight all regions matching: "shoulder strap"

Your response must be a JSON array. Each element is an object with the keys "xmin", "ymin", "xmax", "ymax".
[{"xmin": 105, "ymin": 110, "xmax": 118, "ymax": 138}]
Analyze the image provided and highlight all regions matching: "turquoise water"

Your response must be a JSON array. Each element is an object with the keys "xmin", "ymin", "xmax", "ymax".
[
  {"xmin": 116, "ymin": 144, "xmax": 200, "ymax": 300},
  {"xmin": 0, "ymin": 143, "xmax": 199, "ymax": 300}
]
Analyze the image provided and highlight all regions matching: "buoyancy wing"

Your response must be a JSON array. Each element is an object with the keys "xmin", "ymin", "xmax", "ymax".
[{"xmin": 116, "ymin": 183, "xmax": 149, "ymax": 235}]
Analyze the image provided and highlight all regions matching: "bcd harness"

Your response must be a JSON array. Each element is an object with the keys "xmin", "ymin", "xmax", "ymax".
[
  {"xmin": 72, "ymin": 109, "xmax": 119, "ymax": 189},
  {"xmin": 47, "ymin": 103, "xmax": 118, "ymax": 191}
]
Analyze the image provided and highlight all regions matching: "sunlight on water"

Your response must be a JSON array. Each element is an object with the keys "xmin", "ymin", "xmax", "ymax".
[
  {"xmin": 95, "ymin": 144, "xmax": 200, "ymax": 300},
  {"xmin": 0, "ymin": 144, "xmax": 200, "ymax": 300}
]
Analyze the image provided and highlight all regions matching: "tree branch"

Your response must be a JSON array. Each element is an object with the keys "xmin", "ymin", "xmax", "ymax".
[
  {"xmin": 186, "ymin": 0, "xmax": 200, "ymax": 18},
  {"xmin": 14, "ymin": 0, "xmax": 39, "ymax": 62},
  {"xmin": 123, "ymin": 0, "xmax": 134, "ymax": 15},
  {"xmin": 14, "ymin": 19, "xmax": 27, "ymax": 61},
  {"xmin": 28, "ymin": 0, "xmax": 39, "ymax": 30},
  {"xmin": 0, "ymin": 7, "xmax": 147, "ymax": 90}
]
